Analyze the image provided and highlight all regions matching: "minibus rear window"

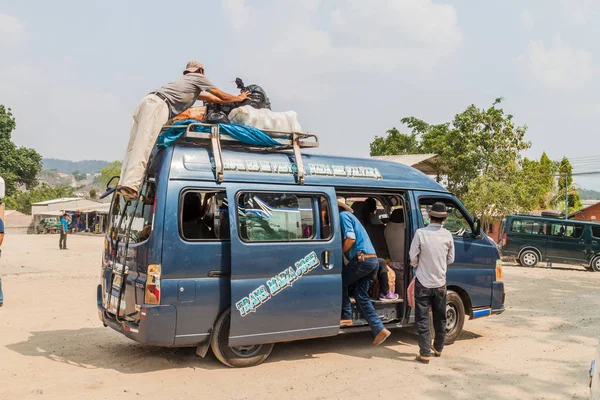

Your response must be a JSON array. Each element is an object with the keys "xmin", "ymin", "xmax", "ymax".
[
  {"xmin": 108, "ymin": 181, "xmax": 156, "ymax": 243},
  {"xmin": 237, "ymin": 192, "xmax": 325, "ymax": 242}
]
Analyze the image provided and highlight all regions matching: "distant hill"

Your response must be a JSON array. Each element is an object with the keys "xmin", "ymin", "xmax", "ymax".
[
  {"xmin": 42, "ymin": 158, "xmax": 109, "ymax": 174},
  {"xmin": 579, "ymin": 188, "xmax": 600, "ymax": 201}
]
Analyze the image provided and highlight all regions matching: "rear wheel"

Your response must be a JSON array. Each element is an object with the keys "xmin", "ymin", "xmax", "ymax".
[
  {"xmin": 444, "ymin": 291, "xmax": 465, "ymax": 345},
  {"xmin": 591, "ymin": 256, "xmax": 600, "ymax": 272},
  {"xmin": 519, "ymin": 250, "xmax": 539, "ymax": 267},
  {"xmin": 210, "ymin": 309, "xmax": 274, "ymax": 368}
]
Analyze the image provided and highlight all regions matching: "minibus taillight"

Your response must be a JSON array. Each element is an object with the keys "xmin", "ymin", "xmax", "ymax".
[
  {"xmin": 502, "ymin": 233, "xmax": 507, "ymax": 247},
  {"xmin": 495, "ymin": 260, "xmax": 503, "ymax": 281},
  {"xmin": 145, "ymin": 264, "xmax": 161, "ymax": 305}
]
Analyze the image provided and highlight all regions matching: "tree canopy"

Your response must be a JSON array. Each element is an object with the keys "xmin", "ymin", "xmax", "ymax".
[
  {"xmin": 370, "ymin": 99, "xmax": 563, "ymax": 226},
  {"xmin": 100, "ymin": 161, "xmax": 122, "ymax": 188},
  {"xmin": 0, "ymin": 105, "xmax": 43, "ymax": 196}
]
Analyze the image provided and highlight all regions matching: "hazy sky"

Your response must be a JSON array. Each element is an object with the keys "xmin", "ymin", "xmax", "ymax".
[{"xmin": 1, "ymin": 0, "xmax": 599, "ymax": 189}]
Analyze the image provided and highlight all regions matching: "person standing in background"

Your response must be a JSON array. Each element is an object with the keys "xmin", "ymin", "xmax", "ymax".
[
  {"xmin": 409, "ymin": 202, "xmax": 455, "ymax": 364},
  {"xmin": 0, "ymin": 215, "xmax": 5, "ymax": 306},
  {"xmin": 59, "ymin": 213, "xmax": 69, "ymax": 250}
]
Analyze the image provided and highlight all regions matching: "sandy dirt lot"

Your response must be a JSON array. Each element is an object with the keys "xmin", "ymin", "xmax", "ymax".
[{"xmin": 0, "ymin": 233, "xmax": 598, "ymax": 400}]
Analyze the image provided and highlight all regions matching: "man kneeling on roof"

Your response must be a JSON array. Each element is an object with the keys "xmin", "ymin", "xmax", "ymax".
[
  {"xmin": 338, "ymin": 200, "xmax": 391, "ymax": 347},
  {"xmin": 116, "ymin": 60, "xmax": 250, "ymax": 199}
]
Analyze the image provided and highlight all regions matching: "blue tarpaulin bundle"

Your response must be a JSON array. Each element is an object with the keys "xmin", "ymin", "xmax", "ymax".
[{"xmin": 157, "ymin": 119, "xmax": 281, "ymax": 148}]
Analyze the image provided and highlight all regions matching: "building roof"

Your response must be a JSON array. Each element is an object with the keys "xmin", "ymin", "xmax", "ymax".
[
  {"xmin": 570, "ymin": 200, "xmax": 600, "ymax": 218},
  {"xmin": 32, "ymin": 197, "xmax": 82, "ymax": 206},
  {"xmin": 371, "ymin": 154, "xmax": 446, "ymax": 175}
]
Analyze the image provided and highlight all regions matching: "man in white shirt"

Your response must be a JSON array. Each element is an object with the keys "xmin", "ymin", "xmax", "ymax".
[{"xmin": 409, "ymin": 202, "xmax": 455, "ymax": 364}]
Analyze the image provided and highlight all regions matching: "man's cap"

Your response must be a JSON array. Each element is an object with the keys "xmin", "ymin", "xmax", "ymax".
[
  {"xmin": 184, "ymin": 60, "xmax": 204, "ymax": 74},
  {"xmin": 428, "ymin": 202, "xmax": 448, "ymax": 219}
]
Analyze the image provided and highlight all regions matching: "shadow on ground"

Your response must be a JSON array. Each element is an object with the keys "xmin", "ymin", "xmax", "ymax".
[{"xmin": 5, "ymin": 326, "xmax": 484, "ymax": 373}]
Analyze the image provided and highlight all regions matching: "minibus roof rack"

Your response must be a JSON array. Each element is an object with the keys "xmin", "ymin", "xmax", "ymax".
[{"xmin": 160, "ymin": 122, "xmax": 319, "ymax": 184}]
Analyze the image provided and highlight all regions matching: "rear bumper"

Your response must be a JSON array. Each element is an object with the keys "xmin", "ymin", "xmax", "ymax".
[{"xmin": 97, "ymin": 284, "xmax": 177, "ymax": 346}]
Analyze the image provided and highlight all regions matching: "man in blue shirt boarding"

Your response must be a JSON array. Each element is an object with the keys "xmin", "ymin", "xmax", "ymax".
[
  {"xmin": 59, "ymin": 213, "xmax": 69, "ymax": 250},
  {"xmin": 338, "ymin": 200, "xmax": 391, "ymax": 346}
]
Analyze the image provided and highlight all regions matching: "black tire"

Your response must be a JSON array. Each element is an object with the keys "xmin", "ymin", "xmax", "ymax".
[
  {"xmin": 519, "ymin": 250, "xmax": 539, "ymax": 268},
  {"xmin": 591, "ymin": 256, "xmax": 600, "ymax": 272},
  {"xmin": 210, "ymin": 309, "xmax": 274, "ymax": 368},
  {"xmin": 443, "ymin": 290, "xmax": 465, "ymax": 345}
]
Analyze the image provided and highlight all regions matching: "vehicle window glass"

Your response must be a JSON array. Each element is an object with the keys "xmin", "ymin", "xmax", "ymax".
[
  {"xmin": 593, "ymin": 225, "xmax": 600, "ymax": 239},
  {"xmin": 108, "ymin": 181, "xmax": 156, "ymax": 243},
  {"xmin": 510, "ymin": 219, "xmax": 546, "ymax": 235},
  {"xmin": 180, "ymin": 190, "xmax": 229, "ymax": 241},
  {"xmin": 237, "ymin": 192, "xmax": 320, "ymax": 242},
  {"xmin": 550, "ymin": 223, "xmax": 584, "ymax": 239},
  {"xmin": 318, "ymin": 196, "xmax": 333, "ymax": 240},
  {"xmin": 419, "ymin": 199, "xmax": 472, "ymax": 236}
]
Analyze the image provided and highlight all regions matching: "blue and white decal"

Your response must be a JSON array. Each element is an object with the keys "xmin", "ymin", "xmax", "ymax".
[{"xmin": 235, "ymin": 251, "xmax": 321, "ymax": 317}]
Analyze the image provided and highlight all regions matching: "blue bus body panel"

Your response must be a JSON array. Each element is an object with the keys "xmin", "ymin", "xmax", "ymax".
[{"xmin": 168, "ymin": 146, "xmax": 447, "ymax": 192}]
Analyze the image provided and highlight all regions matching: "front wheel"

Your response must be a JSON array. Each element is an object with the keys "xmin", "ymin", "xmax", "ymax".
[
  {"xmin": 591, "ymin": 256, "xmax": 600, "ymax": 272},
  {"xmin": 519, "ymin": 250, "xmax": 539, "ymax": 268},
  {"xmin": 444, "ymin": 290, "xmax": 466, "ymax": 345},
  {"xmin": 210, "ymin": 309, "xmax": 274, "ymax": 368}
]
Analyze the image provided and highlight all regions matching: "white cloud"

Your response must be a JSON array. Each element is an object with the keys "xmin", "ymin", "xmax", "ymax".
[
  {"xmin": 220, "ymin": 0, "xmax": 462, "ymax": 102},
  {"xmin": 518, "ymin": 40, "xmax": 595, "ymax": 90},
  {"xmin": 0, "ymin": 13, "xmax": 28, "ymax": 46},
  {"xmin": 520, "ymin": 10, "xmax": 535, "ymax": 32}
]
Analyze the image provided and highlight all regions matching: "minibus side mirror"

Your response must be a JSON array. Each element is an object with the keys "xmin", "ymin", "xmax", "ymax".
[
  {"xmin": 100, "ymin": 175, "xmax": 119, "ymax": 200},
  {"xmin": 473, "ymin": 217, "xmax": 482, "ymax": 238}
]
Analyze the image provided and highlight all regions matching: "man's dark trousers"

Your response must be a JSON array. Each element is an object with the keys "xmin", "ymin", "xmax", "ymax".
[
  {"xmin": 59, "ymin": 231, "xmax": 67, "ymax": 249},
  {"xmin": 414, "ymin": 278, "xmax": 446, "ymax": 356}
]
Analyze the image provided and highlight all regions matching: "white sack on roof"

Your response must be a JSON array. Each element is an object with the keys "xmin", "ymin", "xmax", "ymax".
[{"xmin": 228, "ymin": 105, "xmax": 302, "ymax": 133}]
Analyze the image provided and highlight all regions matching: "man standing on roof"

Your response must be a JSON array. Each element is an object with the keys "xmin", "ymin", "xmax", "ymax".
[
  {"xmin": 116, "ymin": 61, "xmax": 250, "ymax": 199},
  {"xmin": 409, "ymin": 202, "xmax": 455, "ymax": 364},
  {"xmin": 338, "ymin": 200, "xmax": 391, "ymax": 346}
]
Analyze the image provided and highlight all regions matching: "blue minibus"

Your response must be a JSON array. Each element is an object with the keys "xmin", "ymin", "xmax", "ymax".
[{"xmin": 97, "ymin": 124, "xmax": 505, "ymax": 367}]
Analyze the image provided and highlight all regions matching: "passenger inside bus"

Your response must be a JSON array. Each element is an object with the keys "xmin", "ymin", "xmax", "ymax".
[{"xmin": 182, "ymin": 192, "xmax": 214, "ymax": 239}]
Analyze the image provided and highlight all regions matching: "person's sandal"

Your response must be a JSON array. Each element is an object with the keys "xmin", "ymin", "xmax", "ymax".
[
  {"xmin": 372, "ymin": 328, "xmax": 391, "ymax": 346},
  {"xmin": 415, "ymin": 354, "xmax": 430, "ymax": 364},
  {"xmin": 340, "ymin": 319, "xmax": 353, "ymax": 327},
  {"xmin": 432, "ymin": 348, "xmax": 442, "ymax": 357}
]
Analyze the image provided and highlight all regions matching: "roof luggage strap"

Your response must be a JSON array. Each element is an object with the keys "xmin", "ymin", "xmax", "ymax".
[{"xmin": 166, "ymin": 122, "xmax": 319, "ymax": 185}]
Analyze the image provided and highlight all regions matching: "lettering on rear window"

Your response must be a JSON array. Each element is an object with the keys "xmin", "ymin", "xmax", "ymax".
[{"xmin": 235, "ymin": 251, "xmax": 320, "ymax": 317}]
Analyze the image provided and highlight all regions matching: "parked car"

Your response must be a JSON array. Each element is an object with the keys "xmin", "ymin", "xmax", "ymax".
[
  {"xmin": 36, "ymin": 217, "xmax": 61, "ymax": 234},
  {"xmin": 499, "ymin": 215, "xmax": 600, "ymax": 271}
]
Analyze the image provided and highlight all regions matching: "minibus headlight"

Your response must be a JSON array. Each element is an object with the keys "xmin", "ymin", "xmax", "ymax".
[{"xmin": 145, "ymin": 264, "xmax": 161, "ymax": 305}]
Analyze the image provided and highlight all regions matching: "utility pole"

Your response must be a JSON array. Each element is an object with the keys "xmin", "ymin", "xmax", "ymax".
[{"xmin": 564, "ymin": 172, "xmax": 568, "ymax": 220}]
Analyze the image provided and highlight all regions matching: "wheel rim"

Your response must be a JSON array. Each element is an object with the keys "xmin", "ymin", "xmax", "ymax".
[
  {"xmin": 446, "ymin": 303, "xmax": 458, "ymax": 333},
  {"xmin": 230, "ymin": 344, "xmax": 262, "ymax": 358},
  {"xmin": 522, "ymin": 252, "xmax": 536, "ymax": 266},
  {"xmin": 594, "ymin": 258, "xmax": 600, "ymax": 271}
]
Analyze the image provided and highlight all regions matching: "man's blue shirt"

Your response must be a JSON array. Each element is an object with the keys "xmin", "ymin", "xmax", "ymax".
[{"xmin": 339, "ymin": 211, "xmax": 376, "ymax": 260}]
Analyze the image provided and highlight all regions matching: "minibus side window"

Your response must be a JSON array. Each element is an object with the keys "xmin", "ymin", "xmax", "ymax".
[
  {"xmin": 550, "ymin": 223, "xmax": 584, "ymax": 239},
  {"xmin": 180, "ymin": 190, "xmax": 229, "ymax": 241},
  {"xmin": 510, "ymin": 219, "xmax": 545, "ymax": 235},
  {"xmin": 593, "ymin": 226, "xmax": 600, "ymax": 239},
  {"xmin": 237, "ymin": 192, "xmax": 323, "ymax": 242}
]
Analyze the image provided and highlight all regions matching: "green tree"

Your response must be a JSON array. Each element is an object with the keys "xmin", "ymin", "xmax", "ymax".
[
  {"xmin": 89, "ymin": 188, "xmax": 98, "ymax": 199},
  {"xmin": 4, "ymin": 184, "xmax": 76, "ymax": 214},
  {"xmin": 100, "ymin": 161, "xmax": 122, "ymax": 187},
  {"xmin": 0, "ymin": 105, "xmax": 43, "ymax": 196},
  {"xmin": 370, "ymin": 127, "xmax": 420, "ymax": 156},
  {"xmin": 554, "ymin": 157, "xmax": 582, "ymax": 214},
  {"xmin": 73, "ymin": 170, "xmax": 87, "ymax": 181},
  {"xmin": 370, "ymin": 98, "xmax": 531, "ymax": 197}
]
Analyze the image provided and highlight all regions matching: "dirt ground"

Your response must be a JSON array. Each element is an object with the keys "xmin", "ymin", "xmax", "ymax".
[{"xmin": 0, "ymin": 233, "xmax": 598, "ymax": 400}]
